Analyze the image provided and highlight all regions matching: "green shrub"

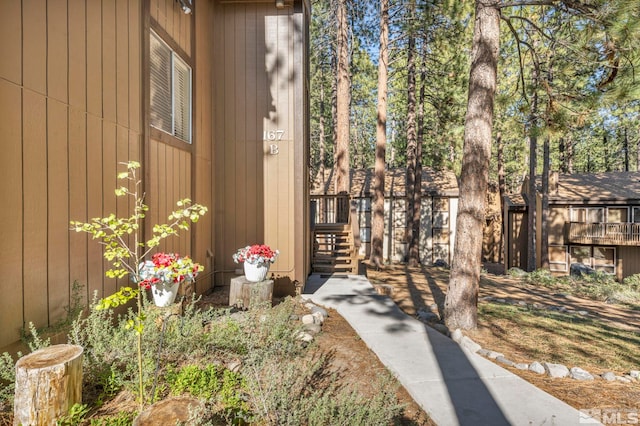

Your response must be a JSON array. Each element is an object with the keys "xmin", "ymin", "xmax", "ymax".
[
  {"xmin": 523, "ymin": 269, "xmax": 557, "ymax": 287},
  {"xmin": 166, "ymin": 364, "xmax": 222, "ymax": 399},
  {"xmin": 89, "ymin": 412, "xmax": 136, "ymax": 426},
  {"xmin": 0, "ymin": 351, "xmax": 19, "ymax": 408},
  {"xmin": 243, "ymin": 354, "xmax": 404, "ymax": 425}
]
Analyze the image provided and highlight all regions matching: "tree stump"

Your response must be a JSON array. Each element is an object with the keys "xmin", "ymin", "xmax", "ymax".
[
  {"xmin": 13, "ymin": 344, "xmax": 83, "ymax": 426},
  {"xmin": 229, "ymin": 276, "xmax": 274, "ymax": 309}
]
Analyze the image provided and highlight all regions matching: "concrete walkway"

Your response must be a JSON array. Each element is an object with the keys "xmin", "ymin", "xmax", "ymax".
[{"xmin": 303, "ymin": 274, "xmax": 598, "ymax": 426}]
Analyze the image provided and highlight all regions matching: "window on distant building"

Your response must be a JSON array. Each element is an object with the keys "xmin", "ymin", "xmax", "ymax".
[
  {"xmin": 150, "ymin": 31, "xmax": 192, "ymax": 143},
  {"xmin": 570, "ymin": 207, "xmax": 604, "ymax": 223},
  {"xmin": 549, "ymin": 245, "xmax": 567, "ymax": 272},
  {"xmin": 570, "ymin": 246, "xmax": 615, "ymax": 275}
]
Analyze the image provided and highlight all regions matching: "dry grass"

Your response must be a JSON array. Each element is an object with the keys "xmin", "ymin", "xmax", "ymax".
[{"xmin": 366, "ymin": 263, "xmax": 640, "ymax": 411}]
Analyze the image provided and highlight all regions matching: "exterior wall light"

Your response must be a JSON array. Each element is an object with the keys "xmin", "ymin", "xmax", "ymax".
[{"xmin": 177, "ymin": 0, "xmax": 192, "ymax": 14}]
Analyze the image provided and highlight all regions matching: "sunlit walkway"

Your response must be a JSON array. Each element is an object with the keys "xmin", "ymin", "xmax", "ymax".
[{"xmin": 304, "ymin": 274, "xmax": 593, "ymax": 426}]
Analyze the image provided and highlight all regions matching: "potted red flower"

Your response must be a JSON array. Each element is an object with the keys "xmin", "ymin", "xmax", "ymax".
[{"xmin": 232, "ymin": 244, "xmax": 279, "ymax": 282}]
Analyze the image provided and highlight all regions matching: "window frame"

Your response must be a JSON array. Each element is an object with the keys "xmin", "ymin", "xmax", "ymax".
[
  {"xmin": 149, "ymin": 30, "xmax": 192, "ymax": 144},
  {"xmin": 569, "ymin": 245, "xmax": 616, "ymax": 275},
  {"xmin": 548, "ymin": 245, "xmax": 568, "ymax": 272}
]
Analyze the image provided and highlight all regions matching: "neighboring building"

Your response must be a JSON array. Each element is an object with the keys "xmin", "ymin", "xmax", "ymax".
[
  {"xmin": 504, "ymin": 171, "xmax": 640, "ymax": 280},
  {"xmin": 311, "ymin": 168, "xmax": 459, "ymax": 265},
  {"xmin": 0, "ymin": 0, "xmax": 310, "ymax": 350}
]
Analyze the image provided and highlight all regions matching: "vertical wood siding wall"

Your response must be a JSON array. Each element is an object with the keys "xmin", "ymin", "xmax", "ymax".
[
  {"xmin": 0, "ymin": 0, "xmax": 142, "ymax": 349},
  {"xmin": 146, "ymin": 0, "xmax": 214, "ymax": 294},
  {"xmin": 148, "ymin": 0, "xmax": 193, "ymax": 257},
  {"xmin": 213, "ymin": 1, "xmax": 308, "ymax": 294}
]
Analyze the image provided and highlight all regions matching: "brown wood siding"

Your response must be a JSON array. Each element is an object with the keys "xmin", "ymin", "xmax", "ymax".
[
  {"xmin": 0, "ymin": 80, "xmax": 24, "ymax": 348},
  {"xmin": 213, "ymin": 1, "xmax": 308, "ymax": 293},
  {"xmin": 193, "ymin": 0, "xmax": 215, "ymax": 291},
  {"xmin": 150, "ymin": 0, "xmax": 192, "ymax": 57},
  {"xmin": 548, "ymin": 206, "xmax": 568, "ymax": 245},
  {"xmin": 147, "ymin": 139, "xmax": 193, "ymax": 256},
  {"xmin": 508, "ymin": 211, "xmax": 528, "ymax": 270},
  {"xmin": 618, "ymin": 246, "xmax": 640, "ymax": 279},
  {"xmin": 0, "ymin": 1, "xmax": 143, "ymax": 349}
]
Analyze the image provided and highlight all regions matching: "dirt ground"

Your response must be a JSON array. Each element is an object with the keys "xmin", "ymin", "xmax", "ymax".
[{"xmin": 199, "ymin": 283, "xmax": 434, "ymax": 425}]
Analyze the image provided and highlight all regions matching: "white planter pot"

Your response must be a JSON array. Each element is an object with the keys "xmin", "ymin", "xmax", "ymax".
[
  {"xmin": 244, "ymin": 262, "xmax": 270, "ymax": 282},
  {"xmin": 150, "ymin": 281, "xmax": 180, "ymax": 307}
]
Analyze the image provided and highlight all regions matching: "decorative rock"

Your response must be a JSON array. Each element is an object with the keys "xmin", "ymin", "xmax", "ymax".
[
  {"xmin": 496, "ymin": 298, "xmax": 506, "ymax": 303},
  {"xmin": 133, "ymin": 397, "xmax": 206, "ymax": 426},
  {"xmin": 577, "ymin": 311, "xmax": 589, "ymax": 316},
  {"xmin": 310, "ymin": 306, "xmax": 329, "ymax": 321},
  {"xmin": 304, "ymin": 323, "xmax": 322, "ymax": 334},
  {"xmin": 517, "ymin": 301, "xmax": 528, "ymax": 306},
  {"xmin": 529, "ymin": 361, "xmax": 546, "ymax": 374},
  {"xmin": 515, "ymin": 363, "xmax": 529, "ymax": 370},
  {"xmin": 480, "ymin": 296, "xmax": 494, "ymax": 302},
  {"xmin": 451, "ymin": 329, "xmax": 463, "ymax": 343},
  {"xmin": 301, "ymin": 314, "xmax": 319, "ymax": 325},
  {"xmin": 532, "ymin": 303, "xmax": 543, "ymax": 309},
  {"xmin": 486, "ymin": 351, "xmax": 504, "ymax": 360},
  {"xmin": 616, "ymin": 376, "xmax": 632, "ymax": 383},
  {"xmin": 623, "ymin": 375, "xmax": 636, "ymax": 382},
  {"xmin": 477, "ymin": 349, "xmax": 491, "ymax": 357},
  {"xmin": 227, "ymin": 359, "xmax": 242, "ymax": 373},
  {"xmin": 496, "ymin": 356, "xmax": 516, "ymax": 367},
  {"xmin": 630, "ymin": 370, "xmax": 640, "ymax": 379},
  {"xmin": 601, "ymin": 372, "xmax": 616, "ymax": 381},
  {"xmin": 460, "ymin": 336, "xmax": 481, "ymax": 353},
  {"xmin": 570, "ymin": 367, "xmax": 594, "ymax": 381},
  {"xmin": 543, "ymin": 362, "xmax": 569, "ymax": 378},
  {"xmin": 296, "ymin": 331, "xmax": 314, "ymax": 343},
  {"xmin": 311, "ymin": 311, "xmax": 326, "ymax": 324}
]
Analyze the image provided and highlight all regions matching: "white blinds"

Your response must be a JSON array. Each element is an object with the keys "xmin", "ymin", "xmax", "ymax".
[
  {"xmin": 173, "ymin": 56, "xmax": 191, "ymax": 142},
  {"xmin": 150, "ymin": 31, "xmax": 192, "ymax": 143}
]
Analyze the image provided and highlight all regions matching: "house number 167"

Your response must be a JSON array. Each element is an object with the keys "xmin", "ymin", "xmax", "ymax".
[{"xmin": 263, "ymin": 130, "xmax": 285, "ymax": 141}]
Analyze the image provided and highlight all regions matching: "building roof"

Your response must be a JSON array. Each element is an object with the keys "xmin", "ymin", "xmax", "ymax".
[
  {"xmin": 543, "ymin": 171, "xmax": 640, "ymax": 203},
  {"xmin": 311, "ymin": 168, "xmax": 459, "ymax": 197}
]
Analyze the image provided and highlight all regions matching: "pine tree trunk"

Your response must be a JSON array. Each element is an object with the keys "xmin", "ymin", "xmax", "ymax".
[
  {"xmin": 624, "ymin": 127, "xmax": 629, "ymax": 171},
  {"xmin": 541, "ymin": 137, "xmax": 550, "ymax": 269},
  {"xmin": 410, "ymin": 49, "xmax": 426, "ymax": 266},
  {"xmin": 335, "ymin": 0, "xmax": 350, "ymax": 196},
  {"xmin": 497, "ymin": 132, "xmax": 505, "ymax": 263},
  {"xmin": 527, "ymin": 71, "xmax": 539, "ymax": 272},
  {"xmin": 405, "ymin": 0, "xmax": 418, "ymax": 266},
  {"xmin": 444, "ymin": 0, "xmax": 499, "ymax": 331},
  {"xmin": 371, "ymin": 0, "xmax": 389, "ymax": 267},
  {"xmin": 318, "ymin": 77, "xmax": 326, "ymax": 188}
]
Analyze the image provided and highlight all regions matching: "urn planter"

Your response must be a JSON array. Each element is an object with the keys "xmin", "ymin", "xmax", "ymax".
[{"xmin": 243, "ymin": 262, "xmax": 270, "ymax": 282}]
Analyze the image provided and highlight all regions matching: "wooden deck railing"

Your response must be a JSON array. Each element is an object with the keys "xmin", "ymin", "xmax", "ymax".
[
  {"xmin": 310, "ymin": 194, "xmax": 351, "ymax": 225},
  {"xmin": 310, "ymin": 193, "xmax": 361, "ymax": 253},
  {"xmin": 567, "ymin": 222, "xmax": 640, "ymax": 246}
]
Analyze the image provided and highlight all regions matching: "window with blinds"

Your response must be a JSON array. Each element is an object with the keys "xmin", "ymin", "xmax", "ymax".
[{"xmin": 150, "ymin": 31, "xmax": 192, "ymax": 143}]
